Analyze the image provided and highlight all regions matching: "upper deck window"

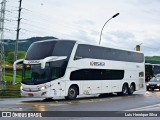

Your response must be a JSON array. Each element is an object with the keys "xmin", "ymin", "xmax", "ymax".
[
  {"xmin": 25, "ymin": 40, "xmax": 75, "ymax": 60},
  {"xmin": 74, "ymin": 44, "xmax": 144, "ymax": 63}
]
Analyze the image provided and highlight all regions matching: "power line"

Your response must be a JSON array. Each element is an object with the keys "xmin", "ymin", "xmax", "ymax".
[
  {"xmin": 22, "ymin": 9, "xmax": 94, "ymax": 31},
  {"xmin": 5, "ymin": 0, "xmax": 97, "ymax": 37}
]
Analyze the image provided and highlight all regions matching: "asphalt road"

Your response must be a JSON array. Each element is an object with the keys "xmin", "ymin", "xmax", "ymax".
[{"xmin": 0, "ymin": 90, "xmax": 160, "ymax": 120}]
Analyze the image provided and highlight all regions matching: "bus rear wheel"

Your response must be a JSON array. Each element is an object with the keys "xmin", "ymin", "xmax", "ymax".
[
  {"xmin": 128, "ymin": 84, "xmax": 135, "ymax": 95},
  {"xmin": 117, "ymin": 84, "xmax": 128, "ymax": 96},
  {"xmin": 65, "ymin": 86, "xmax": 78, "ymax": 100}
]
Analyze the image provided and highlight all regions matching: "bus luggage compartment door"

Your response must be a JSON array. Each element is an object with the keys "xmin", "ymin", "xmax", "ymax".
[{"xmin": 82, "ymin": 81, "xmax": 101, "ymax": 94}]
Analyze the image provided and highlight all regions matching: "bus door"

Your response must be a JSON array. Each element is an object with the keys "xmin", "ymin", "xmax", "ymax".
[
  {"xmin": 50, "ymin": 80, "xmax": 66, "ymax": 97},
  {"xmin": 58, "ymin": 80, "xmax": 66, "ymax": 96},
  {"xmin": 50, "ymin": 67, "xmax": 66, "ymax": 97}
]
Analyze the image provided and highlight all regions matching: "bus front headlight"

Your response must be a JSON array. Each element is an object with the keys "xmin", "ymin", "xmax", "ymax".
[
  {"xmin": 40, "ymin": 86, "xmax": 45, "ymax": 91},
  {"xmin": 146, "ymin": 83, "xmax": 149, "ymax": 86},
  {"xmin": 20, "ymin": 86, "xmax": 23, "ymax": 90}
]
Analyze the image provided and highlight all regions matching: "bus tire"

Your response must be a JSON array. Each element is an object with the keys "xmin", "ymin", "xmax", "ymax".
[
  {"xmin": 128, "ymin": 84, "xmax": 135, "ymax": 95},
  {"xmin": 65, "ymin": 86, "xmax": 78, "ymax": 100},
  {"xmin": 118, "ymin": 84, "xmax": 128, "ymax": 96}
]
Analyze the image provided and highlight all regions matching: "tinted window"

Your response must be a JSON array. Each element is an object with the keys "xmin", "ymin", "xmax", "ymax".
[
  {"xmin": 52, "ymin": 41, "xmax": 75, "ymax": 58},
  {"xmin": 26, "ymin": 41, "xmax": 56, "ymax": 60},
  {"xmin": 74, "ymin": 44, "xmax": 144, "ymax": 63},
  {"xmin": 70, "ymin": 69, "xmax": 124, "ymax": 80},
  {"xmin": 150, "ymin": 78, "xmax": 160, "ymax": 82},
  {"xmin": 26, "ymin": 40, "xmax": 75, "ymax": 60},
  {"xmin": 139, "ymin": 72, "xmax": 144, "ymax": 77},
  {"xmin": 50, "ymin": 60, "xmax": 66, "ymax": 80}
]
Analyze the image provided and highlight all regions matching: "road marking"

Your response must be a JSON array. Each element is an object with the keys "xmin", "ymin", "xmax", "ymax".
[
  {"xmin": 125, "ymin": 103, "xmax": 160, "ymax": 111},
  {"xmin": 48, "ymin": 104, "xmax": 67, "ymax": 106},
  {"xmin": 17, "ymin": 102, "xmax": 67, "ymax": 107},
  {"xmin": 0, "ymin": 107, "xmax": 23, "ymax": 111}
]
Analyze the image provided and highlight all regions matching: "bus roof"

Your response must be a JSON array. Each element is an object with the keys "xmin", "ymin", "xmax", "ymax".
[{"xmin": 33, "ymin": 39, "xmax": 144, "ymax": 55}]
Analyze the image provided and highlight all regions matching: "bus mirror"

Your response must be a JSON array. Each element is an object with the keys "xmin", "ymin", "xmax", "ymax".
[
  {"xmin": 41, "ymin": 56, "xmax": 67, "ymax": 69},
  {"xmin": 13, "ymin": 59, "xmax": 24, "ymax": 70},
  {"xmin": 13, "ymin": 59, "xmax": 24, "ymax": 85}
]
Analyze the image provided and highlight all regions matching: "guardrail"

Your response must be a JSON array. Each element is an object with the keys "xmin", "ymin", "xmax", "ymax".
[{"xmin": 0, "ymin": 89, "xmax": 20, "ymax": 92}]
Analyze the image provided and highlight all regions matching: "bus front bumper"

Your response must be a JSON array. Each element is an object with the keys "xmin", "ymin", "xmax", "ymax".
[{"xmin": 21, "ymin": 89, "xmax": 50, "ymax": 98}]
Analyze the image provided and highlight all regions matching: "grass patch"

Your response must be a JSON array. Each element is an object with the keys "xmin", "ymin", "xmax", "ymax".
[
  {"xmin": 5, "ymin": 84, "xmax": 20, "ymax": 90},
  {"xmin": 2, "ymin": 70, "xmax": 22, "ymax": 83},
  {"xmin": 0, "ymin": 92, "xmax": 20, "ymax": 97},
  {"xmin": 0, "ymin": 84, "xmax": 20, "ymax": 97},
  {"xmin": 0, "ymin": 84, "xmax": 20, "ymax": 90}
]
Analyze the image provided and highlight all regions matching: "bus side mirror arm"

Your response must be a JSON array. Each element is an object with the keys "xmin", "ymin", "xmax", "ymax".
[
  {"xmin": 41, "ymin": 56, "xmax": 67, "ymax": 69},
  {"xmin": 13, "ymin": 59, "xmax": 24, "ymax": 85},
  {"xmin": 13, "ymin": 59, "xmax": 24, "ymax": 70}
]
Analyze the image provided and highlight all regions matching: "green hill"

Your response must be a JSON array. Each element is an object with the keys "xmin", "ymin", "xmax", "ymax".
[
  {"xmin": 4, "ymin": 36, "xmax": 57, "ymax": 51},
  {"xmin": 2, "ymin": 36, "xmax": 57, "ymax": 64},
  {"xmin": 145, "ymin": 56, "xmax": 160, "ymax": 64}
]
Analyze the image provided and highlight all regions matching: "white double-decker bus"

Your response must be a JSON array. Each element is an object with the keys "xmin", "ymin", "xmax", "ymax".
[{"xmin": 15, "ymin": 39, "xmax": 145, "ymax": 100}]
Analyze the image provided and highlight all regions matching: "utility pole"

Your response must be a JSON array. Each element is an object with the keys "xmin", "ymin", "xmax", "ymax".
[
  {"xmin": 0, "ymin": 0, "xmax": 6, "ymax": 84},
  {"xmin": 13, "ymin": 0, "xmax": 22, "ymax": 85}
]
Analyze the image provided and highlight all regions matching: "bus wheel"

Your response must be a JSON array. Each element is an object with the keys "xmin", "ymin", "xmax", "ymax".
[
  {"xmin": 121, "ymin": 84, "xmax": 128, "ymax": 95},
  {"xmin": 65, "ymin": 86, "xmax": 78, "ymax": 100},
  {"xmin": 117, "ymin": 84, "xmax": 128, "ymax": 96},
  {"xmin": 128, "ymin": 84, "xmax": 135, "ymax": 95}
]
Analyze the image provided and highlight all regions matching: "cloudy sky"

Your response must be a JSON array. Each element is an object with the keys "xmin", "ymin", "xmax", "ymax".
[{"xmin": 4, "ymin": 0, "xmax": 160, "ymax": 56}]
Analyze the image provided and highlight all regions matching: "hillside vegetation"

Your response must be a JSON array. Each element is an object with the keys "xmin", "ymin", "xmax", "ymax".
[
  {"xmin": 4, "ymin": 36, "xmax": 57, "ymax": 51},
  {"xmin": 2, "ymin": 36, "xmax": 57, "ymax": 64},
  {"xmin": 145, "ymin": 56, "xmax": 160, "ymax": 64}
]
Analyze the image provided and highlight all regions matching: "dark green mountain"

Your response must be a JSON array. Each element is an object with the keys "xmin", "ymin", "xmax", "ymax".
[
  {"xmin": 145, "ymin": 56, "xmax": 160, "ymax": 64},
  {"xmin": 4, "ymin": 36, "xmax": 57, "ymax": 51}
]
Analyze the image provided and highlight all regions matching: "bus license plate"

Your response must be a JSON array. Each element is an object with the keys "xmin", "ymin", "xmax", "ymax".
[{"xmin": 28, "ymin": 93, "xmax": 33, "ymax": 97}]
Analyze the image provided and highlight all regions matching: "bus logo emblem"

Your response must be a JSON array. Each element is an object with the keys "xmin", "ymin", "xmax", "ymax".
[{"xmin": 90, "ymin": 61, "xmax": 105, "ymax": 66}]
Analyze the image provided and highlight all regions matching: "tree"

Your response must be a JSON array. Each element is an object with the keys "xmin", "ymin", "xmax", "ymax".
[{"xmin": 6, "ymin": 51, "xmax": 26, "ymax": 64}]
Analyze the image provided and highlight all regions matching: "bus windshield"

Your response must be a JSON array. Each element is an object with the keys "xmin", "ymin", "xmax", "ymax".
[
  {"xmin": 22, "ymin": 60, "xmax": 67, "ymax": 85},
  {"xmin": 22, "ymin": 64, "xmax": 50, "ymax": 85}
]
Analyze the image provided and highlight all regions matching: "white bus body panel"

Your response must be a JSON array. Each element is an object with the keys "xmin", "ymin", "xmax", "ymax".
[
  {"xmin": 21, "ymin": 41, "xmax": 145, "ymax": 98},
  {"xmin": 66, "ymin": 57, "xmax": 144, "ymax": 95}
]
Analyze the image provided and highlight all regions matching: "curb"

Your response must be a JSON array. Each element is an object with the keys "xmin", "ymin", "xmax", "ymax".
[
  {"xmin": 0, "ymin": 96, "xmax": 21, "ymax": 98},
  {"xmin": 0, "ymin": 89, "xmax": 20, "ymax": 92}
]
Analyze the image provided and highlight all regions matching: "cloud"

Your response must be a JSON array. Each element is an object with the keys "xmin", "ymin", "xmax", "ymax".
[
  {"xmin": 99, "ymin": 30, "xmax": 160, "ymax": 56},
  {"xmin": 4, "ymin": 0, "xmax": 160, "ymax": 56},
  {"xmin": 70, "ymin": 30, "xmax": 98, "ymax": 44},
  {"xmin": 75, "ymin": 19, "xmax": 95, "ymax": 26},
  {"xmin": 110, "ymin": 31, "xmax": 135, "ymax": 40}
]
